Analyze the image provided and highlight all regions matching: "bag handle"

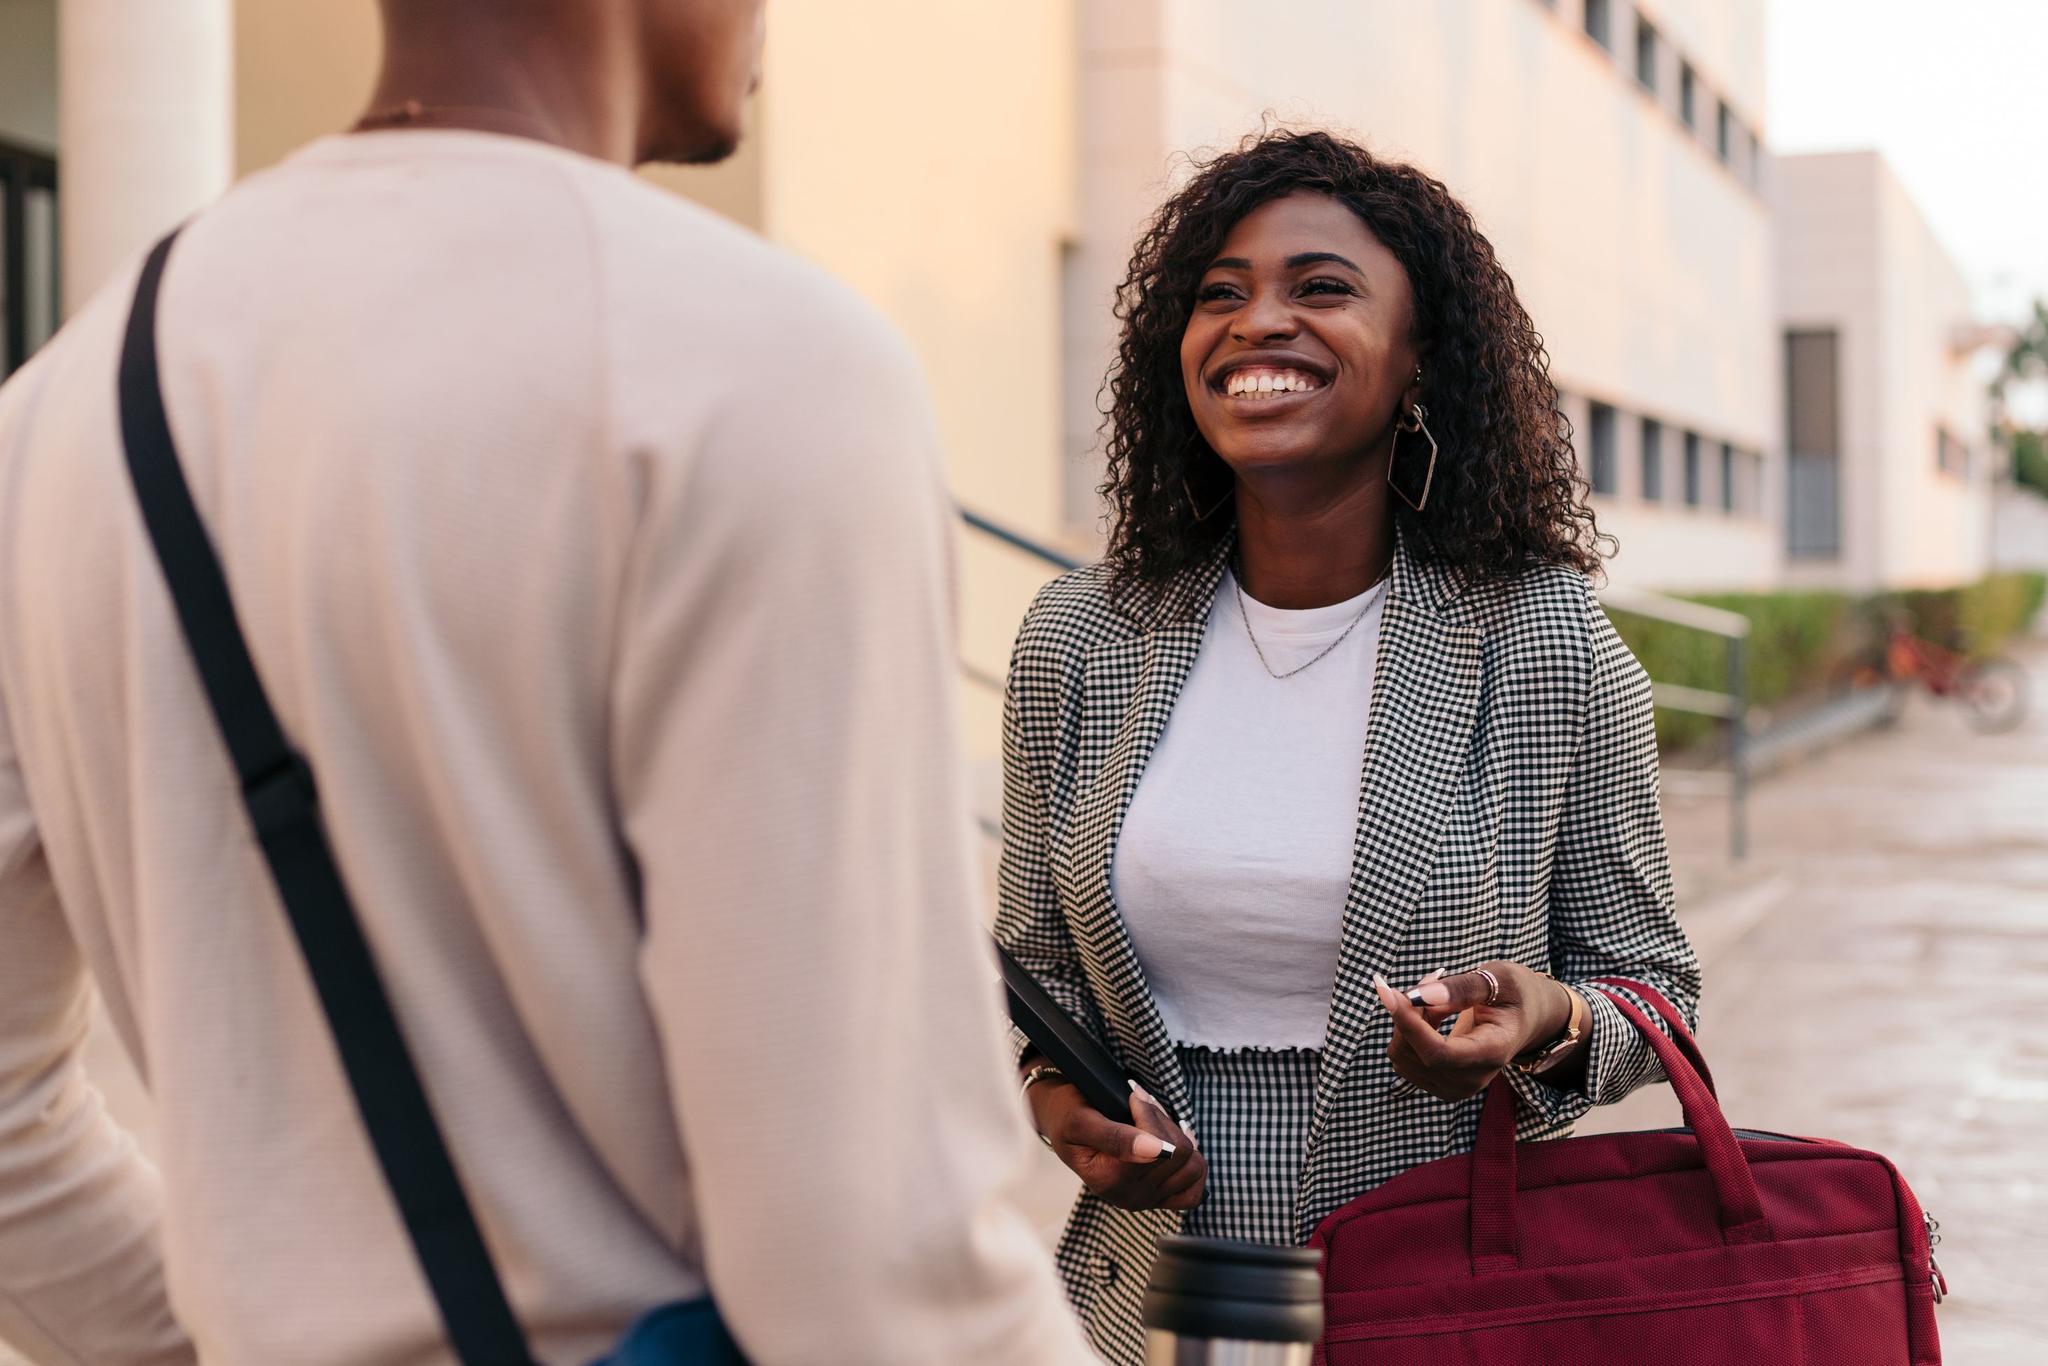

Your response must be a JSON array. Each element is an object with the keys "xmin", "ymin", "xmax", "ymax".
[
  {"xmin": 1469, "ymin": 982, "xmax": 1769, "ymax": 1274},
  {"xmin": 118, "ymin": 230, "xmax": 537, "ymax": 1366},
  {"xmin": 1588, "ymin": 976, "xmax": 1717, "ymax": 1096}
]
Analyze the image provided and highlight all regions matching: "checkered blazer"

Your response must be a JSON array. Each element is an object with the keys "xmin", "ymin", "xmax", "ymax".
[{"xmin": 994, "ymin": 534, "xmax": 1701, "ymax": 1364}]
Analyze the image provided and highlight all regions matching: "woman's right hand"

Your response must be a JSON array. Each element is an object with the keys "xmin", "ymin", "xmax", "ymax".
[{"xmin": 1026, "ymin": 1075, "xmax": 1206, "ymax": 1211}]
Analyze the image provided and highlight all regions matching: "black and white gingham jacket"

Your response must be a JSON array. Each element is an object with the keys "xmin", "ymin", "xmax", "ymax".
[{"xmin": 994, "ymin": 535, "xmax": 1701, "ymax": 1364}]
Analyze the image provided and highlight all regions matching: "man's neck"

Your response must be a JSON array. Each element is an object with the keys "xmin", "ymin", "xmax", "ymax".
[{"xmin": 365, "ymin": 14, "xmax": 641, "ymax": 165}]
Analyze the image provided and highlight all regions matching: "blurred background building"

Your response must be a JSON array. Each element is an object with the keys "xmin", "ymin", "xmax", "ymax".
[
  {"xmin": 1776, "ymin": 150, "xmax": 1993, "ymax": 591},
  {"xmin": 1068, "ymin": 0, "xmax": 1782, "ymax": 595},
  {"xmin": 0, "ymin": 0, "xmax": 2016, "ymax": 769}
]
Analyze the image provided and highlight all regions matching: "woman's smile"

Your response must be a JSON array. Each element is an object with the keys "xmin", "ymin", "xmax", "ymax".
[
  {"xmin": 1181, "ymin": 191, "xmax": 1418, "ymax": 475},
  {"xmin": 1212, "ymin": 355, "xmax": 1332, "ymax": 410}
]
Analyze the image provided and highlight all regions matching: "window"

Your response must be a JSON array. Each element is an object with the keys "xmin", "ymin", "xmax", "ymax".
[
  {"xmin": 1635, "ymin": 18, "xmax": 1659, "ymax": 91},
  {"xmin": 1588, "ymin": 401, "xmax": 1617, "ymax": 495},
  {"xmin": 1786, "ymin": 329, "xmax": 1842, "ymax": 558},
  {"xmin": 1679, "ymin": 62, "xmax": 1698, "ymax": 128},
  {"xmin": 1683, "ymin": 432, "xmax": 1703, "ymax": 506},
  {"xmin": 1584, "ymin": 0, "xmax": 1612, "ymax": 51},
  {"xmin": 1719, "ymin": 442, "xmax": 1736, "ymax": 512},
  {"xmin": 1639, "ymin": 418, "xmax": 1663, "ymax": 501},
  {"xmin": 1716, "ymin": 101, "xmax": 1733, "ymax": 163},
  {"xmin": 1936, "ymin": 427, "xmax": 1969, "ymax": 476},
  {"xmin": 1, "ymin": 140, "xmax": 61, "ymax": 381},
  {"xmin": 1745, "ymin": 127, "xmax": 1763, "ymax": 187}
]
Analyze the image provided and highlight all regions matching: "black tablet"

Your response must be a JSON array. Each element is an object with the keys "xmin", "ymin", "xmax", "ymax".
[{"xmin": 995, "ymin": 940, "xmax": 1156, "ymax": 1128}]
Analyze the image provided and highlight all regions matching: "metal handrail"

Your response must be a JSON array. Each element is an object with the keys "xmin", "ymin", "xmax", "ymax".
[
  {"xmin": 956, "ymin": 509, "xmax": 1753, "ymax": 860},
  {"xmin": 1595, "ymin": 585, "xmax": 1751, "ymax": 861},
  {"xmin": 959, "ymin": 507, "xmax": 1084, "ymax": 573},
  {"xmin": 956, "ymin": 509, "xmax": 1083, "ymax": 846}
]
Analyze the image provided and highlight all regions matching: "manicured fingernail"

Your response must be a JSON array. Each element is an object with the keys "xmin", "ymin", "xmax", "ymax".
[
  {"xmin": 1371, "ymin": 972, "xmax": 1393, "ymax": 1007},
  {"xmin": 1425, "ymin": 968, "xmax": 1448, "ymax": 982},
  {"xmin": 1409, "ymin": 980, "xmax": 1451, "ymax": 1008},
  {"xmin": 1132, "ymin": 1133, "xmax": 1166, "ymax": 1161}
]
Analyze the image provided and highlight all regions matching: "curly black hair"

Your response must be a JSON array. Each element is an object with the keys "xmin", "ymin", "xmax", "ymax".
[{"xmin": 1099, "ymin": 127, "xmax": 1609, "ymax": 588}]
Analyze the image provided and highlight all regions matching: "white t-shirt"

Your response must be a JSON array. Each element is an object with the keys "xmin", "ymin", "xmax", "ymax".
[
  {"xmin": 1113, "ymin": 567, "xmax": 1387, "ymax": 1050},
  {"xmin": 0, "ymin": 131, "xmax": 1091, "ymax": 1366}
]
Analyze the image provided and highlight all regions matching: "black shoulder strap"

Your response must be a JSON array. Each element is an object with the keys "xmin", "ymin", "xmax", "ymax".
[{"xmin": 117, "ymin": 230, "xmax": 537, "ymax": 1366}]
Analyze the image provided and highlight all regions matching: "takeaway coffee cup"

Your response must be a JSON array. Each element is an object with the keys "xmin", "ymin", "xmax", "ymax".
[{"xmin": 1141, "ymin": 1235, "xmax": 1323, "ymax": 1365}]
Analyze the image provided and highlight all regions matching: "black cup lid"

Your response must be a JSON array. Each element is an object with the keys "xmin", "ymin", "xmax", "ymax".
[
  {"xmin": 1142, "ymin": 1236, "xmax": 1324, "ymax": 1343},
  {"xmin": 1147, "ymin": 1236, "xmax": 1322, "ymax": 1302}
]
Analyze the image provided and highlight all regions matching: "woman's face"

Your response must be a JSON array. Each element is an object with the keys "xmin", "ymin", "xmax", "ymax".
[{"xmin": 1179, "ymin": 191, "xmax": 1420, "ymax": 483}]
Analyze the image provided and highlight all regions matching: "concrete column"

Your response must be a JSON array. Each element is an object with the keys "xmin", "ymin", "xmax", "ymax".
[{"xmin": 59, "ymin": 0, "xmax": 233, "ymax": 315}]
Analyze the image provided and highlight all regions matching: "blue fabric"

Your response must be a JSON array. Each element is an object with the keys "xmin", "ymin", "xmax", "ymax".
[{"xmin": 589, "ymin": 1298, "xmax": 746, "ymax": 1365}]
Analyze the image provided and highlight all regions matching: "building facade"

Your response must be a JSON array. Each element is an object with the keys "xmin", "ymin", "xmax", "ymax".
[
  {"xmin": 0, "ymin": 0, "xmax": 2002, "ymax": 761},
  {"xmin": 1065, "ymin": 0, "xmax": 1783, "ymax": 592},
  {"xmin": 1775, "ymin": 150, "xmax": 1994, "ymax": 591}
]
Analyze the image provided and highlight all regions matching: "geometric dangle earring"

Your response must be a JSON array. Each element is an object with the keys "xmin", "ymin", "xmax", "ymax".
[
  {"xmin": 1387, "ymin": 390, "xmax": 1439, "ymax": 514},
  {"xmin": 1179, "ymin": 433, "xmax": 1235, "ymax": 522}
]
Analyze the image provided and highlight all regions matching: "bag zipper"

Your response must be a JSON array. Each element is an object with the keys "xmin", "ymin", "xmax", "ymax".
[{"xmin": 1925, "ymin": 1212, "xmax": 1947, "ymax": 1304}]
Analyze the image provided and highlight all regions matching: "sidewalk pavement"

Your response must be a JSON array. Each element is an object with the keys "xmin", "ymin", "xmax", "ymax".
[{"xmin": 1582, "ymin": 644, "xmax": 2048, "ymax": 1362}]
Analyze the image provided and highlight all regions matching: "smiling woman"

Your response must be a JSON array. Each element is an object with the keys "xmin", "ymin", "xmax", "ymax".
[
  {"xmin": 995, "ymin": 128, "xmax": 1701, "ymax": 1365},
  {"xmin": 1109, "ymin": 130, "xmax": 1606, "ymax": 595}
]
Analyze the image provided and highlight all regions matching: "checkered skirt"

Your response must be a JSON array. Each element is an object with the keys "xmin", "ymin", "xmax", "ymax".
[{"xmin": 1176, "ymin": 1046, "xmax": 1321, "ymax": 1246}]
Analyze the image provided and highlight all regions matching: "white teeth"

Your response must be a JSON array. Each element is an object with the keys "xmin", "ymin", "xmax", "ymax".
[{"xmin": 1225, "ymin": 369, "xmax": 1318, "ymax": 397}]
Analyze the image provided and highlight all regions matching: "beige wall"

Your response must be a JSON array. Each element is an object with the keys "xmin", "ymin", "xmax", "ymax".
[
  {"xmin": 1874, "ymin": 156, "xmax": 1990, "ymax": 587},
  {"xmin": 234, "ymin": 0, "xmax": 378, "ymax": 174}
]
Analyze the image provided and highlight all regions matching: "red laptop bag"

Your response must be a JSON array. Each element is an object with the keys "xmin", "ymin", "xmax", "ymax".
[{"xmin": 1310, "ymin": 980, "xmax": 1943, "ymax": 1363}]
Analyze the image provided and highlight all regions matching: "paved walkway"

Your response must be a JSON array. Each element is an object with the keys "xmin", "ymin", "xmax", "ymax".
[{"xmin": 1585, "ymin": 644, "xmax": 2048, "ymax": 1362}]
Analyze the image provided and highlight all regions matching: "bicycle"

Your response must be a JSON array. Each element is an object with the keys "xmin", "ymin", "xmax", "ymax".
[{"xmin": 1861, "ymin": 622, "xmax": 2029, "ymax": 734}]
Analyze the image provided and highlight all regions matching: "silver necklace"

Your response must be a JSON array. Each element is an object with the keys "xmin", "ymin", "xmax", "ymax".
[{"xmin": 1233, "ymin": 562, "xmax": 1390, "ymax": 681}]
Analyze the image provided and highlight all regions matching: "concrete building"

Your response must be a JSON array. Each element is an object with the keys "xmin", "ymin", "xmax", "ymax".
[
  {"xmin": 1065, "ymin": 0, "xmax": 1783, "ymax": 593},
  {"xmin": 1774, "ymin": 150, "xmax": 1994, "ymax": 591},
  {"xmin": 0, "ymin": 0, "xmax": 2003, "ymax": 756}
]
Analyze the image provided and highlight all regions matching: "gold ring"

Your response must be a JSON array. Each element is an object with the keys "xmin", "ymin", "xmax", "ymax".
[{"xmin": 1475, "ymin": 967, "xmax": 1501, "ymax": 1006}]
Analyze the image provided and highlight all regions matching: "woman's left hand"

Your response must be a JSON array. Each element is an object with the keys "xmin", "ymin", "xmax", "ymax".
[{"xmin": 1370, "ymin": 964, "xmax": 1578, "ymax": 1100}]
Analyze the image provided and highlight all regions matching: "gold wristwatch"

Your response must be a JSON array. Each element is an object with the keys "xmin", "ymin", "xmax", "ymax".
[{"xmin": 1512, "ymin": 980, "xmax": 1588, "ymax": 1075}]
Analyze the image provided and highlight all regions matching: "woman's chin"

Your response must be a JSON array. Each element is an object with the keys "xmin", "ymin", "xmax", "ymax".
[{"xmin": 1213, "ymin": 440, "xmax": 1359, "ymax": 482}]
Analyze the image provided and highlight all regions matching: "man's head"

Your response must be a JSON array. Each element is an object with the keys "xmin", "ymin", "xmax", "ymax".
[
  {"xmin": 374, "ymin": 0, "xmax": 766, "ymax": 166},
  {"xmin": 633, "ymin": 0, "xmax": 766, "ymax": 164}
]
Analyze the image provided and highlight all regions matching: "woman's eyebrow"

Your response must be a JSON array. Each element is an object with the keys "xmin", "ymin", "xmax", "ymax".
[
  {"xmin": 1285, "ymin": 251, "xmax": 1363, "ymax": 272},
  {"xmin": 1202, "ymin": 251, "xmax": 1366, "ymax": 273}
]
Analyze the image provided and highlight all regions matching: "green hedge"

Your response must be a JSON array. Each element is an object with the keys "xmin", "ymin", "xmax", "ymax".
[{"xmin": 1605, "ymin": 571, "xmax": 2047, "ymax": 751}]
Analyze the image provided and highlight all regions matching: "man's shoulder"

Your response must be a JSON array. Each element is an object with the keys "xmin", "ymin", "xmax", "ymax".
[{"xmin": 577, "ymin": 167, "xmax": 909, "ymax": 375}]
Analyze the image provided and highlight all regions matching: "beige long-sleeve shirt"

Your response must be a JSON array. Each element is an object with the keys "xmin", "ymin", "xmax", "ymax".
[{"xmin": 0, "ymin": 131, "xmax": 1092, "ymax": 1366}]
